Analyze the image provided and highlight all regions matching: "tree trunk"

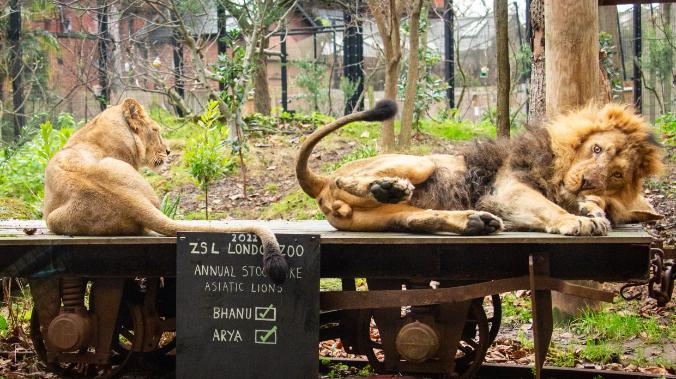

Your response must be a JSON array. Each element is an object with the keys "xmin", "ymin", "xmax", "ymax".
[
  {"xmin": 663, "ymin": 4, "xmax": 672, "ymax": 113},
  {"xmin": 495, "ymin": 0, "xmax": 510, "ymax": 139},
  {"xmin": 528, "ymin": 0, "xmax": 545, "ymax": 125},
  {"xmin": 367, "ymin": 0, "xmax": 402, "ymax": 153},
  {"xmin": 545, "ymin": 0, "xmax": 600, "ymax": 320},
  {"xmin": 545, "ymin": 0, "xmax": 599, "ymax": 117},
  {"xmin": 398, "ymin": 0, "xmax": 424, "ymax": 149},
  {"xmin": 8, "ymin": 0, "xmax": 24, "ymax": 140},
  {"xmin": 97, "ymin": 0, "xmax": 110, "ymax": 110},
  {"xmin": 253, "ymin": 39, "xmax": 271, "ymax": 115}
]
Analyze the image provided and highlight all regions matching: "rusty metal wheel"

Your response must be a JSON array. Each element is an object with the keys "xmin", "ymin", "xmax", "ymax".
[
  {"xmin": 357, "ymin": 301, "xmax": 490, "ymax": 378},
  {"xmin": 485, "ymin": 294, "xmax": 502, "ymax": 346},
  {"xmin": 30, "ymin": 298, "xmax": 143, "ymax": 379},
  {"xmin": 453, "ymin": 300, "xmax": 490, "ymax": 379}
]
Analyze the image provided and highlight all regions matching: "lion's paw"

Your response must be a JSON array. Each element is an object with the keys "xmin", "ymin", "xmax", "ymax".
[
  {"xmin": 369, "ymin": 177, "xmax": 414, "ymax": 204},
  {"xmin": 461, "ymin": 211, "xmax": 504, "ymax": 235},
  {"xmin": 555, "ymin": 216, "xmax": 611, "ymax": 236}
]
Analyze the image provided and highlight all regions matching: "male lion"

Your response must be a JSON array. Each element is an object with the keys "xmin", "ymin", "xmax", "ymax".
[
  {"xmin": 296, "ymin": 100, "xmax": 663, "ymax": 236},
  {"xmin": 44, "ymin": 98, "xmax": 287, "ymax": 283}
]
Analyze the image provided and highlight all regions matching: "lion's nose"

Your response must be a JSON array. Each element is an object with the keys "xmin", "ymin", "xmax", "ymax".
[
  {"xmin": 580, "ymin": 177, "xmax": 593, "ymax": 190},
  {"xmin": 166, "ymin": 149, "xmax": 171, "ymax": 155}
]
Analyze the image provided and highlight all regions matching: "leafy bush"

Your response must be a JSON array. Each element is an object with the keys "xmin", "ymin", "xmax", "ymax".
[
  {"xmin": 183, "ymin": 101, "xmax": 234, "ymax": 219},
  {"xmin": 293, "ymin": 59, "xmax": 327, "ymax": 112},
  {"xmin": 656, "ymin": 112, "xmax": 675, "ymax": 146},
  {"xmin": 0, "ymin": 121, "xmax": 74, "ymax": 217}
]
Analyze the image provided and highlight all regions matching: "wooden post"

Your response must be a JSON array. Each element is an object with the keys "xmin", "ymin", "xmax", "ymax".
[
  {"xmin": 545, "ymin": 0, "xmax": 599, "ymax": 117},
  {"xmin": 545, "ymin": 0, "xmax": 601, "ymax": 320}
]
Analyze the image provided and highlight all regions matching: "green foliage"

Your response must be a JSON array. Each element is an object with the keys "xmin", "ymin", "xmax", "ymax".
[
  {"xmin": 183, "ymin": 101, "xmax": 233, "ymax": 219},
  {"xmin": 216, "ymin": 44, "xmax": 250, "ymax": 117},
  {"xmin": 325, "ymin": 143, "xmax": 378, "ymax": 172},
  {"xmin": 340, "ymin": 76, "xmax": 361, "ymax": 106},
  {"xmin": 513, "ymin": 44, "xmax": 532, "ymax": 83},
  {"xmin": 571, "ymin": 309, "xmax": 663, "ymax": 343},
  {"xmin": 642, "ymin": 26, "xmax": 673, "ymax": 82},
  {"xmin": 656, "ymin": 112, "xmax": 675, "ymax": 146},
  {"xmin": 501, "ymin": 293, "xmax": 532, "ymax": 324},
  {"xmin": 599, "ymin": 31, "xmax": 622, "ymax": 100},
  {"xmin": 0, "ymin": 120, "xmax": 74, "ymax": 216},
  {"xmin": 579, "ymin": 340, "xmax": 620, "ymax": 363},
  {"xmin": 419, "ymin": 112, "xmax": 496, "ymax": 141},
  {"xmin": 293, "ymin": 59, "xmax": 327, "ymax": 112},
  {"xmin": 263, "ymin": 189, "xmax": 324, "ymax": 220},
  {"xmin": 160, "ymin": 193, "xmax": 181, "ymax": 219},
  {"xmin": 398, "ymin": 8, "xmax": 448, "ymax": 132}
]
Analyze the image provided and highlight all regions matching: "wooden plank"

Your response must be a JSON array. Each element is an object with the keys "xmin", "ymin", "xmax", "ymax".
[{"xmin": 0, "ymin": 220, "xmax": 653, "ymax": 246}]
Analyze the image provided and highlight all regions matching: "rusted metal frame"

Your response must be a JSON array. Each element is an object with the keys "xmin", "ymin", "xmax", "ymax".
[
  {"xmin": 140, "ymin": 279, "xmax": 162, "ymax": 353},
  {"xmin": 320, "ymin": 276, "xmax": 613, "ymax": 310},
  {"xmin": 28, "ymin": 277, "xmax": 61, "ymax": 361},
  {"xmin": 90, "ymin": 278, "xmax": 126, "ymax": 364},
  {"xmin": 530, "ymin": 252, "xmax": 553, "ymax": 379}
]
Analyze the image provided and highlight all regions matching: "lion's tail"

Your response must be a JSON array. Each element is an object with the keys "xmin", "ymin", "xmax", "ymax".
[
  {"xmin": 295, "ymin": 99, "xmax": 398, "ymax": 198},
  {"xmin": 134, "ymin": 203, "xmax": 287, "ymax": 284}
]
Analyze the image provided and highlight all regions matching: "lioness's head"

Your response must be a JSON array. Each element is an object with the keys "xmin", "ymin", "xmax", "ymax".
[
  {"xmin": 119, "ymin": 98, "xmax": 170, "ymax": 169},
  {"xmin": 548, "ymin": 104, "xmax": 663, "ymax": 223}
]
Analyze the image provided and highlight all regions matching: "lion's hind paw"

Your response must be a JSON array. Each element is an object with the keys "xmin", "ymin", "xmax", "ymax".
[
  {"xmin": 369, "ymin": 177, "xmax": 414, "ymax": 204},
  {"xmin": 461, "ymin": 211, "xmax": 504, "ymax": 235}
]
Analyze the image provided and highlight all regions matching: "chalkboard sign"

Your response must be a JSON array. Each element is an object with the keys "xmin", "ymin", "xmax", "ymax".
[{"xmin": 177, "ymin": 232, "xmax": 320, "ymax": 379}]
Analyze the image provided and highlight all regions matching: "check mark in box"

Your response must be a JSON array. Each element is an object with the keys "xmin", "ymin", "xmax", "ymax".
[
  {"xmin": 255, "ymin": 326, "xmax": 277, "ymax": 345},
  {"xmin": 255, "ymin": 304, "xmax": 276, "ymax": 321}
]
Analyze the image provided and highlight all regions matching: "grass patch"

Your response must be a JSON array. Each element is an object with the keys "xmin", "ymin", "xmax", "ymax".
[
  {"xmin": 0, "ymin": 196, "xmax": 36, "ymax": 219},
  {"xmin": 579, "ymin": 340, "xmax": 621, "ymax": 363},
  {"xmin": 320, "ymin": 278, "xmax": 342, "ymax": 291},
  {"xmin": 571, "ymin": 309, "xmax": 663, "ymax": 342},
  {"xmin": 262, "ymin": 189, "xmax": 324, "ymax": 220},
  {"xmin": 501, "ymin": 293, "xmax": 532, "ymax": 324},
  {"xmin": 419, "ymin": 118, "xmax": 496, "ymax": 141},
  {"xmin": 323, "ymin": 143, "xmax": 378, "ymax": 172},
  {"xmin": 547, "ymin": 345, "xmax": 577, "ymax": 367}
]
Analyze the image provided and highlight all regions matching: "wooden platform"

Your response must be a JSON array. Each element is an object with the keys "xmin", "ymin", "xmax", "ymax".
[
  {"xmin": 0, "ymin": 219, "xmax": 653, "ymax": 245},
  {"xmin": 0, "ymin": 219, "xmax": 653, "ymax": 281}
]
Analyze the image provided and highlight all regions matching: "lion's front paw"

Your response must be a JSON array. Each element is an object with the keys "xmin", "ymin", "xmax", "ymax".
[
  {"xmin": 555, "ymin": 216, "xmax": 611, "ymax": 236},
  {"xmin": 369, "ymin": 177, "xmax": 414, "ymax": 204},
  {"xmin": 461, "ymin": 211, "xmax": 504, "ymax": 235},
  {"xmin": 579, "ymin": 197, "xmax": 606, "ymax": 219}
]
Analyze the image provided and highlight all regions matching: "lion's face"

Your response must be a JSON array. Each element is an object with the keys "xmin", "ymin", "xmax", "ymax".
[
  {"xmin": 121, "ymin": 98, "xmax": 170, "ymax": 169},
  {"xmin": 562, "ymin": 130, "xmax": 633, "ymax": 195},
  {"xmin": 550, "ymin": 104, "xmax": 663, "ymax": 223},
  {"xmin": 141, "ymin": 118, "xmax": 170, "ymax": 168}
]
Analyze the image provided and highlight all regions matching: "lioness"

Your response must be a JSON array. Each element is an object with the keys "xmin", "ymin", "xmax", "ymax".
[
  {"xmin": 296, "ymin": 100, "xmax": 663, "ymax": 236},
  {"xmin": 44, "ymin": 98, "xmax": 287, "ymax": 283}
]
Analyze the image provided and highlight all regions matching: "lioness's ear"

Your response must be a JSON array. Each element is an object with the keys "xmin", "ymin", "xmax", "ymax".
[{"xmin": 122, "ymin": 98, "xmax": 146, "ymax": 133}]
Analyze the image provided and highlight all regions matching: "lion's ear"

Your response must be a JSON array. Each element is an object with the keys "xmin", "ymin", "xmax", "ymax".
[
  {"xmin": 122, "ymin": 98, "xmax": 146, "ymax": 133},
  {"xmin": 628, "ymin": 210, "xmax": 663, "ymax": 223}
]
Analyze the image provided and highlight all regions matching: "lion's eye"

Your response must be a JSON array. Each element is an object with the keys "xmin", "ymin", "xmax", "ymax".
[
  {"xmin": 612, "ymin": 172, "xmax": 623, "ymax": 178},
  {"xmin": 592, "ymin": 144, "xmax": 602, "ymax": 154}
]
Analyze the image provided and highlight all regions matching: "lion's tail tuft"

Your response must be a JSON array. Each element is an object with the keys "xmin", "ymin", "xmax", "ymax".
[{"xmin": 361, "ymin": 99, "xmax": 398, "ymax": 122}]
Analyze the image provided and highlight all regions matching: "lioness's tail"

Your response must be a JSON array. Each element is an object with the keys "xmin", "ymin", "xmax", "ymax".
[
  {"xmin": 296, "ymin": 99, "xmax": 398, "ymax": 198},
  {"xmin": 132, "ymin": 203, "xmax": 287, "ymax": 284}
]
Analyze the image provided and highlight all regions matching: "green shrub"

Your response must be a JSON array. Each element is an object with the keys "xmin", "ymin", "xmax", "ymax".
[{"xmin": 0, "ymin": 120, "xmax": 74, "ymax": 217}]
